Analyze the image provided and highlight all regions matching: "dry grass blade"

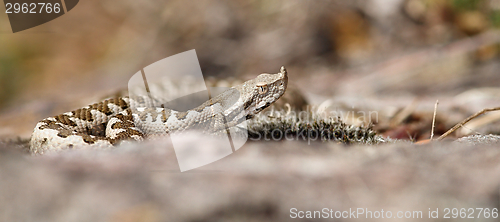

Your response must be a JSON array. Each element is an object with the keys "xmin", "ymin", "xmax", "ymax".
[
  {"xmin": 430, "ymin": 100, "xmax": 438, "ymax": 140},
  {"xmin": 390, "ymin": 99, "xmax": 419, "ymax": 127},
  {"xmin": 437, "ymin": 107, "xmax": 500, "ymax": 141}
]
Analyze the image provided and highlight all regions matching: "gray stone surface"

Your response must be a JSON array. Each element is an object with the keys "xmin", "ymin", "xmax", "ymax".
[{"xmin": 1, "ymin": 137, "xmax": 500, "ymax": 222}]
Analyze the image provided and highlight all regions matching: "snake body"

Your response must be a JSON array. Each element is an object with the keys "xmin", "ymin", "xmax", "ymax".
[{"xmin": 30, "ymin": 67, "xmax": 288, "ymax": 154}]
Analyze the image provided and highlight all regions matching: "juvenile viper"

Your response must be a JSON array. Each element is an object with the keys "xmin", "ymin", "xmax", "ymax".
[{"xmin": 30, "ymin": 67, "xmax": 288, "ymax": 154}]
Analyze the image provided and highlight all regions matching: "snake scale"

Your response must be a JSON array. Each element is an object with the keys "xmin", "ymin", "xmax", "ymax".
[{"xmin": 30, "ymin": 67, "xmax": 288, "ymax": 154}]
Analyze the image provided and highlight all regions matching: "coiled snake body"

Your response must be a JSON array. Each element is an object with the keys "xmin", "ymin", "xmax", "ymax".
[{"xmin": 30, "ymin": 67, "xmax": 288, "ymax": 154}]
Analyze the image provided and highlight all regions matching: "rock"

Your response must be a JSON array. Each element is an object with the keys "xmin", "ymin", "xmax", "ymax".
[{"xmin": 1, "ymin": 138, "xmax": 500, "ymax": 221}]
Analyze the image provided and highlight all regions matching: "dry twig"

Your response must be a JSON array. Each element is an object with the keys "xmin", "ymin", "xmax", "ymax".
[
  {"xmin": 430, "ymin": 100, "xmax": 438, "ymax": 140},
  {"xmin": 437, "ymin": 107, "xmax": 500, "ymax": 141}
]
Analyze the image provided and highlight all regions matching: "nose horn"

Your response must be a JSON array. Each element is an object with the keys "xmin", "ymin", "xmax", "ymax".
[{"xmin": 280, "ymin": 66, "xmax": 287, "ymax": 75}]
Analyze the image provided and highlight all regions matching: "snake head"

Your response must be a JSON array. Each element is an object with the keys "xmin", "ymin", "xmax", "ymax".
[{"xmin": 235, "ymin": 66, "xmax": 288, "ymax": 119}]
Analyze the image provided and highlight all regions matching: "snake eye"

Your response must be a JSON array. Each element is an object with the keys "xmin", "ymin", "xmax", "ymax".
[{"xmin": 256, "ymin": 82, "xmax": 268, "ymax": 95}]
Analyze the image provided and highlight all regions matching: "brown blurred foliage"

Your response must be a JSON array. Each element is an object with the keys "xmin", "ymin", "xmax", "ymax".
[{"xmin": 0, "ymin": 0, "xmax": 499, "ymax": 139}]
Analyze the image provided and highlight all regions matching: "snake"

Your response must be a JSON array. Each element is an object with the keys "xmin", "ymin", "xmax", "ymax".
[{"xmin": 30, "ymin": 67, "xmax": 288, "ymax": 154}]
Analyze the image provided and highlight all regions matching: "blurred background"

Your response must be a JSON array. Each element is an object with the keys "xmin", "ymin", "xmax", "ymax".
[
  {"xmin": 1, "ymin": 0, "xmax": 500, "ymax": 140},
  {"xmin": 2, "ymin": 2, "xmax": 500, "ymax": 221}
]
